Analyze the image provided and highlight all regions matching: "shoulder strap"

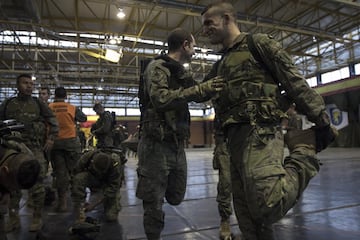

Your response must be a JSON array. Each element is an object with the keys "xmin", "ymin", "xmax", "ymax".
[
  {"xmin": 247, "ymin": 34, "xmax": 285, "ymax": 91},
  {"xmin": 247, "ymin": 34, "xmax": 272, "ymax": 75},
  {"xmin": 247, "ymin": 34, "xmax": 292, "ymax": 110}
]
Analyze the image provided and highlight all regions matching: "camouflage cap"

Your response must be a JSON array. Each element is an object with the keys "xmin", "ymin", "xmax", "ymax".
[{"xmin": 91, "ymin": 152, "xmax": 111, "ymax": 174}]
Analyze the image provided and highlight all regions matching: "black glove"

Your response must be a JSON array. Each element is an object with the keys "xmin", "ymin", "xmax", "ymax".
[{"xmin": 313, "ymin": 124, "xmax": 338, "ymax": 152}]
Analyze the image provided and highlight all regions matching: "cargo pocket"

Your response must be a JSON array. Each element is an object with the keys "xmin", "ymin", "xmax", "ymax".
[
  {"xmin": 251, "ymin": 164, "xmax": 286, "ymax": 209},
  {"xmin": 136, "ymin": 170, "xmax": 156, "ymax": 202}
]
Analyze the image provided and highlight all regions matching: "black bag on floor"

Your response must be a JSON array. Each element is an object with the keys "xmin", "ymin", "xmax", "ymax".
[{"xmin": 36, "ymin": 215, "xmax": 100, "ymax": 240}]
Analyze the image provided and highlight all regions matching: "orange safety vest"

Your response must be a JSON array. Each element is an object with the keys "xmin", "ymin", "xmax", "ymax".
[{"xmin": 49, "ymin": 102, "xmax": 76, "ymax": 139}]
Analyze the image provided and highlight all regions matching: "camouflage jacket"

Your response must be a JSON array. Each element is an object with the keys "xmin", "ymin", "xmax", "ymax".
[
  {"xmin": 140, "ymin": 54, "xmax": 209, "ymax": 141},
  {"xmin": 205, "ymin": 33, "xmax": 326, "ymax": 127},
  {"xmin": 91, "ymin": 111, "xmax": 114, "ymax": 148},
  {"xmin": 0, "ymin": 94, "xmax": 59, "ymax": 147}
]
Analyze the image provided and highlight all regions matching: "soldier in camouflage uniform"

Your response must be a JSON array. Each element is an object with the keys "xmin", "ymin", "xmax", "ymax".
[
  {"xmin": 136, "ymin": 28, "xmax": 224, "ymax": 240},
  {"xmin": 0, "ymin": 119, "xmax": 41, "ymax": 240},
  {"xmin": 38, "ymin": 85, "xmax": 53, "ymax": 200},
  {"xmin": 71, "ymin": 102, "xmax": 125, "ymax": 224},
  {"xmin": 213, "ymin": 117, "xmax": 233, "ymax": 240},
  {"xmin": 201, "ymin": 2, "xmax": 337, "ymax": 240},
  {"xmin": 112, "ymin": 124, "xmax": 128, "ymax": 148},
  {"xmin": 91, "ymin": 103, "xmax": 114, "ymax": 148},
  {"xmin": 71, "ymin": 149, "xmax": 123, "ymax": 222},
  {"xmin": 49, "ymin": 87, "xmax": 87, "ymax": 212},
  {"xmin": 39, "ymin": 86, "xmax": 51, "ymax": 104},
  {"xmin": 0, "ymin": 74, "xmax": 59, "ymax": 232}
]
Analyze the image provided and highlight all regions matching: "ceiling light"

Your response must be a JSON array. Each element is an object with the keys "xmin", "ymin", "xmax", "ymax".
[
  {"xmin": 104, "ymin": 49, "xmax": 121, "ymax": 63},
  {"xmin": 108, "ymin": 37, "xmax": 122, "ymax": 45},
  {"xmin": 200, "ymin": 47, "xmax": 208, "ymax": 53},
  {"xmin": 109, "ymin": 38, "xmax": 117, "ymax": 45},
  {"xmin": 117, "ymin": 8, "xmax": 126, "ymax": 19}
]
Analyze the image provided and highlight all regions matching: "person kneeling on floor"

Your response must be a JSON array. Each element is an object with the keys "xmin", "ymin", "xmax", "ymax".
[{"xmin": 71, "ymin": 149, "xmax": 124, "ymax": 224}]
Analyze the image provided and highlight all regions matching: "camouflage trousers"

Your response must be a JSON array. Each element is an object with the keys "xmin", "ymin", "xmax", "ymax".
[
  {"xmin": 226, "ymin": 124, "xmax": 319, "ymax": 240},
  {"xmin": 51, "ymin": 149, "xmax": 80, "ymax": 194},
  {"xmin": 8, "ymin": 147, "xmax": 47, "ymax": 211},
  {"xmin": 213, "ymin": 141, "xmax": 233, "ymax": 222},
  {"xmin": 0, "ymin": 194, "xmax": 9, "ymax": 239},
  {"xmin": 136, "ymin": 136, "xmax": 187, "ymax": 240}
]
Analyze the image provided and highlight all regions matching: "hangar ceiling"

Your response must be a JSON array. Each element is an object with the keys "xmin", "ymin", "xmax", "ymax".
[{"xmin": 0, "ymin": 0, "xmax": 360, "ymax": 109}]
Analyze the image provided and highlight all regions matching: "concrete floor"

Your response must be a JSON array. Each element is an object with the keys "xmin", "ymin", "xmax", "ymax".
[{"xmin": 5, "ymin": 147, "xmax": 360, "ymax": 240}]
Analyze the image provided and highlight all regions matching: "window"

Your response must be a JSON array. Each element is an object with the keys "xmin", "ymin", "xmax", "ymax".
[
  {"xmin": 126, "ymin": 108, "xmax": 141, "ymax": 116},
  {"xmin": 306, "ymin": 77, "xmax": 317, "ymax": 87},
  {"xmin": 355, "ymin": 63, "xmax": 360, "ymax": 75},
  {"xmin": 189, "ymin": 109, "xmax": 204, "ymax": 117},
  {"xmin": 321, "ymin": 67, "xmax": 349, "ymax": 84}
]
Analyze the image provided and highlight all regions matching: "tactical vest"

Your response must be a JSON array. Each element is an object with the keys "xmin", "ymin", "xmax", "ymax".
[
  {"xmin": 3, "ymin": 96, "xmax": 46, "ymax": 147},
  {"xmin": 212, "ymin": 34, "xmax": 284, "ymax": 127},
  {"xmin": 49, "ymin": 102, "xmax": 77, "ymax": 139},
  {"xmin": 141, "ymin": 55, "xmax": 191, "ymax": 141}
]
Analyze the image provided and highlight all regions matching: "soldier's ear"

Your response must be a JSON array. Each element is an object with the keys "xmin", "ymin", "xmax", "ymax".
[
  {"xmin": 222, "ymin": 13, "xmax": 231, "ymax": 24},
  {"xmin": 0, "ymin": 165, "xmax": 10, "ymax": 177},
  {"xmin": 182, "ymin": 40, "xmax": 190, "ymax": 50}
]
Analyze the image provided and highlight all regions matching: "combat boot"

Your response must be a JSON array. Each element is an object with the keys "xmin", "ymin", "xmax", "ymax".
[
  {"xmin": 105, "ymin": 211, "xmax": 118, "ymax": 222},
  {"xmin": 313, "ymin": 125, "xmax": 338, "ymax": 152},
  {"xmin": 29, "ymin": 208, "xmax": 42, "ymax": 232},
  {"xmin": 219, "ymin": 220, "xmax": 232, "ymax": 240},
  {"xmin": 5, "ymin": 209, "xmax": 20, "ymax": 232},
  {"xmin": 104, "ymin": 198, "xmax": 119, "ymax": 222},
  {"xmin": 73, "ymin": 204, "xmax": 86, "ymax": 224},
  {"xmin": 284, "ymin": 128, "xmax": 316, "ymax": 156},
  {"xmin": 56, "ymin": 191, "xmax": 68, "ymax": 212}
]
